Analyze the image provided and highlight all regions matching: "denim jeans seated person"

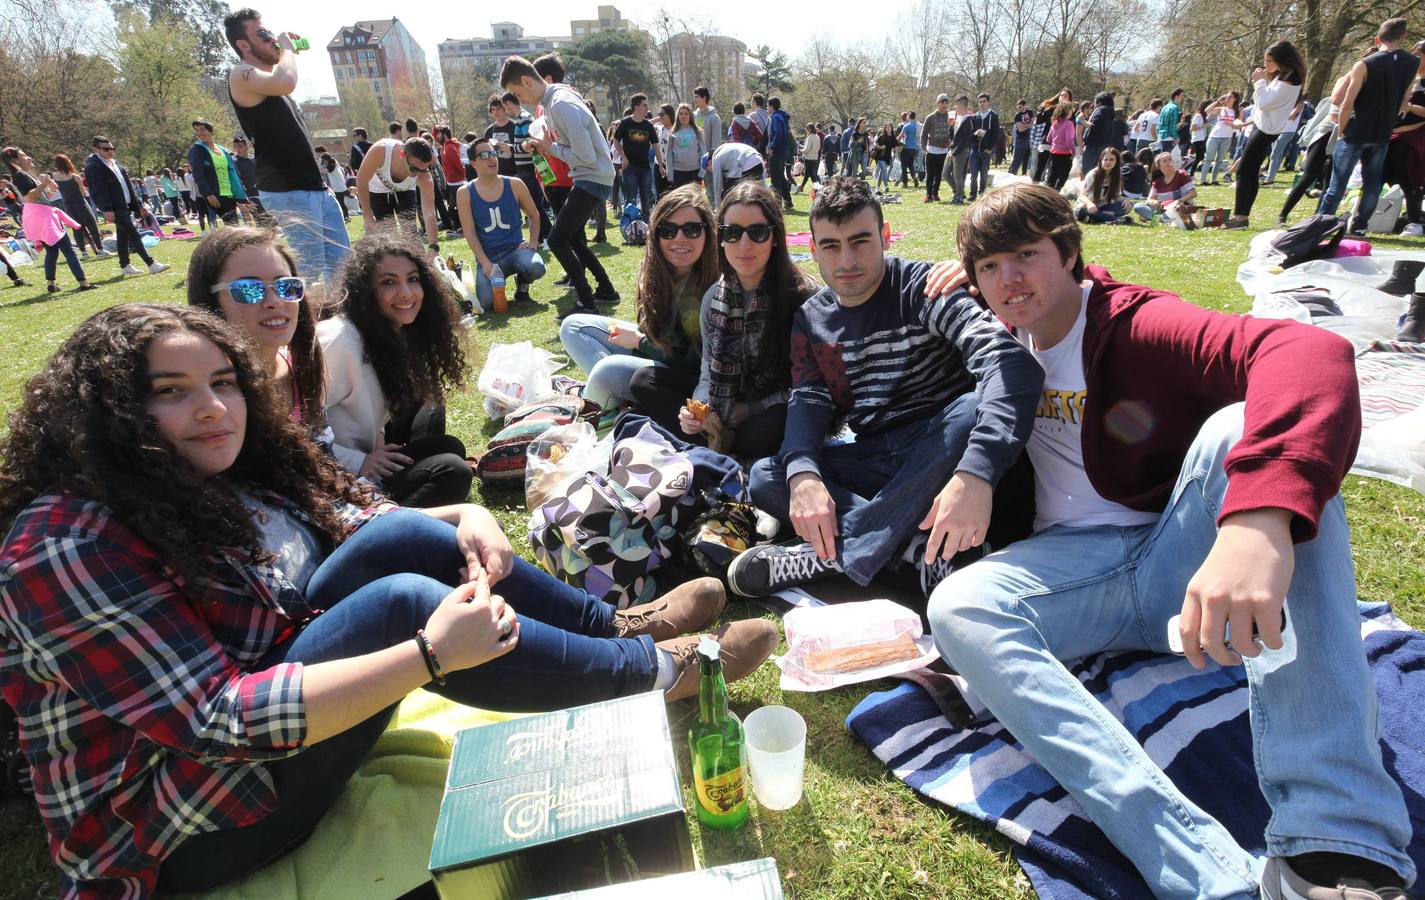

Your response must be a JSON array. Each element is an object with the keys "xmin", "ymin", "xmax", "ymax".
[{"xmin": 474, "ymin": 246, "xmax": 546, "ymax": 311}]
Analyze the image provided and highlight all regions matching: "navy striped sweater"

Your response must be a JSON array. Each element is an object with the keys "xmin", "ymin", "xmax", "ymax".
[{"xmin": 782, "ymin": 256, "xmax": 1042, "ymax": 486}]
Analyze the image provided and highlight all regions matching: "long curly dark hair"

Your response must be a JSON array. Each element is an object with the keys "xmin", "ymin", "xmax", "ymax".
[
  {"xmin": 334, "ymin": 233, "xmax": 468, "ymax": 407},
  {"xmin": 0, "ymin": 304, "xmax": 370, "ymax": 585},
  {"xmin": 637, "ymin": 185, "xmax": 719, "ymax": 356},
  {"xmin": 186, "ymin": 227, "xmax": 326, "ymax": 425}
]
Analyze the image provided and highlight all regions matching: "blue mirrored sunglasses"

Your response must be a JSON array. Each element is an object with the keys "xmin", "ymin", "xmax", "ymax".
[{"xmin": 210, "ymin": 276, "xmax": 305, "ymax": 304}]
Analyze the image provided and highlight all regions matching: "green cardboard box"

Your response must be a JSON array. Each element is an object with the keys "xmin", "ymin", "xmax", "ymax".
[
  {"xmin": 532, "ymin": 858, "xmax": 783, "ymax": 898},
  {"xmin": 429, "ymin": 692, "xmax": 694, "ymax": 898}
]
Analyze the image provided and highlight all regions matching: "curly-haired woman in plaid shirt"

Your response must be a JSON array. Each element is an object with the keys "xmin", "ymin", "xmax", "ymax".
[{"xmin": 0, "ymin": 305, "xmax": 775, "ymax": 898}]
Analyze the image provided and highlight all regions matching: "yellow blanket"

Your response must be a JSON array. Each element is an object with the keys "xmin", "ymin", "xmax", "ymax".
[{"xmin": 184, "ymin": 691, "xmax": 512, "ymax": 900}]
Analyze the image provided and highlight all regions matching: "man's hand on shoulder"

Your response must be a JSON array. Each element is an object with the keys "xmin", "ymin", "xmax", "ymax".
[
  {"xmin": 789, "ymin": 473, "xmax": 839, "ymax": 561},
  {"xmin": 919, "ymin": 472, "xmax": 991, "ymax": 562},
  {"xmin": 1178, "ymin": 508, "xmax": 1293, "ymax": 670}
]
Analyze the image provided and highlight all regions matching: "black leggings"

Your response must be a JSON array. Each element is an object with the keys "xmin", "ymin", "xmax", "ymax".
[
  {"xmin": 1233, "ymin": 128, "xmax": 1278, "ymax": 217},
  {"xmin": 1280, "ymin": 137, "xmax": 1332, "ymax": 221},
  {"xmin": 382, "ymin": 434, "xmax": 472, "ymax": 508},
  {"xmin": 66, "ymin": 202, "xmax": 102, "ymax": 253},
  {"xmin": 3, "ymin": 248, "xmax": 22, "ymax": 283},
  {"xmin": 925, "ymin": 152, "xmax": 946, "ymax": 198},
  {"xmin": 1047, "ymin": 153, "xmax": 1074, "ymax": 190},
  {"xmin": 899, "ymin": 148, "xmax": 919, "ymax": 185},
  {"xmin": 798, "ymin": 159, "xmax": 821, "ymax": 189},
  {"xmin": 1187, "ymin": 140, "xmax": 1207, "ymax": 175},
  {"xmin": 627, "ymin": 365, "xmax": 788, "ymax": 460},
  {"xmin": 1034, "ymin": 147, "xmax": 1053, "ymax": 183},
  {"xmin": 548, "ymin": 185, "xmax": 610, "ymax": 302}
]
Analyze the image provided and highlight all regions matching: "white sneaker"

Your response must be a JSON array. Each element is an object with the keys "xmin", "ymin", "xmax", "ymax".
[
  {"xmin": 1401, "ymin": 223, "xmax": 1424, "ymax": 237},
  {"xmin": 120, "ymin": 265, "xmax": 143, "ymax": 276},
  {"xmin": 147, "ymin": 261, "xmax": 171, "ymax": 274}
]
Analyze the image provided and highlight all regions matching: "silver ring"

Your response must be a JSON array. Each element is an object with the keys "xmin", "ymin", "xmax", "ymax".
[{"xmin": 499, "ymin": 617, "xmax": 513, "ymax": 640}]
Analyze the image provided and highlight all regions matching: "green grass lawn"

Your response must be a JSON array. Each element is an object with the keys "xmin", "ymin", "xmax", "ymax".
[{"xmin": 2, "ymin": 179, "xmax": 1423, "ymax": 900}]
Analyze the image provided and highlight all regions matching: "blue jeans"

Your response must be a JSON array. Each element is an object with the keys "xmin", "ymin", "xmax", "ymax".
[
  {"xmin": 1264, "ymin": 130, "xmax": 1296, "ymax": 182},
  {"xmin": 621, "ymin": 166, "xmax": 656, "ymax": 219},
  {"xmin": 1317, "ymin": 139, "xmax": 1390, "ymax": 231},
  {"xmin": 1080, "ymin": 199, "xmax": 1127, "ymax": 223},
  {"xmin": 158, "ymin": 508, "xmax": 656, "ymax": 892},
  {"xmin": 1201, "ymin": 135, "xmax": 1232, "ymax": 183},
  {"xmin": 874, "ymin": 160, "xmax": 891, "ymax": 190},
  {"xmin": 474, "ymin": 246, "xmax": 547, "ymax": 311},
  {"xmin": 558, "ymin": 313, "xmax": 654, "ymax": 409},
  {"xmin": 748, "ymin": 393, "xmax": 978, "ymax": 586},
  {"xmin": 927, "ymin": 405, "xmax": 1414, "ymax": 899},
  {"xmin": 967, "ymin": 149, "xmax": 991, "ymax": 198},
  {"xmin": 259, "ymin": 188, "xmax": 351, "ymax": 283}
]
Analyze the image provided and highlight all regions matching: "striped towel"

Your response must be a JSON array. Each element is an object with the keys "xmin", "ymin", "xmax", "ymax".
[
  {"xmin": 1356, "ymin": 339, "xmax": 1425, "ymax": 428},
  {"xmin": 846, "ymin": 603, "xmax": 1425, "ymax": 899}
]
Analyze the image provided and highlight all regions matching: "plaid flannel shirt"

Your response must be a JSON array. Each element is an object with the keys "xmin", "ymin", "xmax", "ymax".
[{"xmin": 0, "ymin": 491, "xmax": 392, "ymax": 899}]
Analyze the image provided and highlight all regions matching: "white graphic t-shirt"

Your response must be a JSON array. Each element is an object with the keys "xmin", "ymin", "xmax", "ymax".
[{"xmin": 1020, "ymin": 286, "xmax": 1161, "ymax": 533}]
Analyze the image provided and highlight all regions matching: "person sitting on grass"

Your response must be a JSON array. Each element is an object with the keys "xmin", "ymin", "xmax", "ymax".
[
  {"xmin": 455, "ymin": 136, "xmax": 547, "ymax": 311},
  {"xmin": 1075, "ymin": 147, "xmax": 1130, "ymax": 223},
  {"xmin": 0, "ymin": 303, "xmax": 775, "ymax": 899},
  {"xmin": 927, "ymin": 182, "xmax": 1415, "ymax": 900},
  {"xmin": 725, "ymin": 176, "xmax": 1042, "ymax": 598},
  {"xmin": 558, "ymin": 185, "xmax": 718, "ymax": 416},
  {"xmin": 186, "ymin": 227, "xmax": 325, "ymax": 426},
  {"xmin": 1134, "ymin": 151, "xmax": 1199, "ymax": 225},
  {"xmin": 1119, "ymin": 146, "xmax": 1154, "ymax": 200},
  {"xmin": 317, "ymin": 234, "xmax": 473, "ymax": 508},
  {"xmin": 675, "ymin": 180, "xmax": 820, "ymax": 460}
]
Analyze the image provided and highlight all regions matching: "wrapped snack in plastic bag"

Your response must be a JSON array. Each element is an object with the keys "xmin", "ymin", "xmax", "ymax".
[
  {"xmin": 775, "ymin": 599, "xmax": 939, "ymax": 691},
  {"xmin": 524, "ymin": 421, "xmax": 607, "ymax": 510}
]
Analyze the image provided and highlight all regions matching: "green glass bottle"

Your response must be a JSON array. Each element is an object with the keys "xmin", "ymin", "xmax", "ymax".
[{"xmin": 688, "ymin": 635, "xmax": 749, "ymax": 829}]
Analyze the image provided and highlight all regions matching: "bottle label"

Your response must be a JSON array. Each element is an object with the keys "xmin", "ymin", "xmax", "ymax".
[{"xmin": 694, "ymin": 766, "xmax": 747, "ymax": 814}]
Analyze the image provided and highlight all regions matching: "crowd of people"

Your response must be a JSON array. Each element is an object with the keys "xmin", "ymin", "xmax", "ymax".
[{"xmin": 1, "ymin": 7, "xmax": 1423, "ymax": 900}]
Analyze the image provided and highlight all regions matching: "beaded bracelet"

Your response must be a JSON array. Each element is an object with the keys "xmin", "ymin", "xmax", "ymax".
[{"xmin": 414, "ymin": 629, "xmax": 446, "ymax": 685}]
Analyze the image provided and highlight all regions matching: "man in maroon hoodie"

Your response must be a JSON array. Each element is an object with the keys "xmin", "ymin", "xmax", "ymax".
[{"xmin": 926, "ymin": 183, "xmax": 1414, "ymax": 900}]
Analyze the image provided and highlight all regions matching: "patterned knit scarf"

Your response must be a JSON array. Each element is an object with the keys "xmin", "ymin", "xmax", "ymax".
[{"xmin": 702, "ymin": 275, "xmax": 774, "ymax": 422}]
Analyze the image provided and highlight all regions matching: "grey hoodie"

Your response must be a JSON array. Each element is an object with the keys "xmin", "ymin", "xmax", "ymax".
[
  {"xmin": 540, "ymin": 82, "xmax": 616, "ymax": 187},
  {"xmin": 698, "ymin": 106, "xmax": 723, "ymax": 153},
  {"xmin": 666, "ymin": 125, "xmax": 705, "ymax": 172}
]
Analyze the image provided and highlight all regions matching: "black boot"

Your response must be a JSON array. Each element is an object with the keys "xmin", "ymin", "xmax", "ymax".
[
  {"xmin": 1372, "ymin": 259, "xmax": 1425, "ymax": 296},
  {"xmin": 1397, "ymin": 293, "xmax": 1425, "ymax": 342}
]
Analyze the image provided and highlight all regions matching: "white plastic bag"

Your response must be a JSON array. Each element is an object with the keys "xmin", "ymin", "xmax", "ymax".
[
  {"xmin": 476, "ymin": 341, "xmax": 564, "ymax": 419},
  {"xmin": 774, "ymin": 599, "xmax": 939, "ymax": 691},
  {"xmin": 524, "ymin": 421, "xmax": 607, "ymax": 510},
  {"xmin": 433, "ymin": 255, "xmax": 478, "ymax": 319}
]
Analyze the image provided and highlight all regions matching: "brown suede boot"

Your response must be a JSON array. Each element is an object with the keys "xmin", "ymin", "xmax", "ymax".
[
  {"xmin": 612, "ymin": 577, "xmax": 726, "ymax": 642},
  {"xmin": 659, "ymin": 619, "xmax": 780, "ymax": 702}
]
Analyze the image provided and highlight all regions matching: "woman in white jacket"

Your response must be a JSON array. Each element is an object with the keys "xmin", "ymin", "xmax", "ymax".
[
  {"xmin": 318, "ymin": 233, "xmax": 473, "ymax": 507},
  {"xmin": 1226, "ymin": 40, "xmax": 1306, "ymax": 228}
]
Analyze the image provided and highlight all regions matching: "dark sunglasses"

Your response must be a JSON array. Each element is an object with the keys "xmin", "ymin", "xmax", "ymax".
[
  {"xmin": 718, "ymin": 223, "xmax": 772, "ymax": 244},
  {"xmin": 256, "ymin": 27, "xmax": 277, "ymax": 43},
  {"xmin": 97, "ymin": 144, "xmax": 115, "ymax": 151},
  {"xmin": 655, "ymin": 222, "xmax": 705, "ymax": 240},
  {"xmin": 210, "ymin": 276, "xmax": 305, "ymax": 304},
  {"xmin": 474, "ymin": 149, "xmax": 499, "ymax": 160}
]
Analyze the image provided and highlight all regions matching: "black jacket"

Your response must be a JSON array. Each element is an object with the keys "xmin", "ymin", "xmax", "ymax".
[{"xmin": 82, "ymin": 153, "xmax": 139, "ymax": 215}]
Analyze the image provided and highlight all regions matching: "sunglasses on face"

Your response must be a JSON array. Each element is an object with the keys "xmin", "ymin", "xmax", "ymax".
[
  {"xmin": 256, "ymin": 28, "xmax": 277, "ymax": 43},
  {"xmin": 97, "ymin": 145, "xmax": 115, "ymax": 152},
  {"xmin": 718, "ymin": 223, "xmax": 772, "ymax": 244},
  {"xmin": 210, "ymin": 276, "xmax": 306, "ymax": 304},
  {"xmin": 474, "ymin": 149, "xmax": 499, "ymax": 160},
  {"xmin": 656, "ymin": 221, "xmax": 705, "ymax": 240}
]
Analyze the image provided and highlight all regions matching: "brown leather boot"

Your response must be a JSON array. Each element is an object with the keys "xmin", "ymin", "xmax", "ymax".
[
  {"xmin": 659, "ymin": 619, "xmax": 780, "ymax": 702},
  {"xmin": 612, "ymin": 577, "xmax": 726, "ymax": 642}
]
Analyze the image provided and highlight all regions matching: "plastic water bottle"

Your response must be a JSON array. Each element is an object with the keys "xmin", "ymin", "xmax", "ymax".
[
  {"xmin": 490, "ymin": 264, "xmax": 507, "ymax": 313},
  {"xmin": 881, "ymin": 220, "xmax": 891, "ymax": 245},
  {"xmin": 291, "ymin": 36, "xmax": 310, "ymax": 51},
  {"xmin": 533, "ymin": 153, "xmax": 557, "ymax": 186}
]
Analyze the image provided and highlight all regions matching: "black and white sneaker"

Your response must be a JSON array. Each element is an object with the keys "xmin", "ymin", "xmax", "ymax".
[
  {"xmin": 725, "ymin": 540, "xmax": 840, "ymax": 597},
  {"xmin": 916, "ymin": 543, "xmax": 987, "ymax": 596}
]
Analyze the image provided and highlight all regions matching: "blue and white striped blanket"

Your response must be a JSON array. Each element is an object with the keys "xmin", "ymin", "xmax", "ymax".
[{"xmin": 846, "ymin": 603, "xmax": 1425, "ymax": 899}]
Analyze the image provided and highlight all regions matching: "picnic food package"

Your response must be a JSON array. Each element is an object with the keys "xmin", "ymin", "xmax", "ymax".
[
  {"xmin": 429, "ymin": 692, "xmax": 694, "ymax": 898},
  {"xmin": 532, "ymin": 857, "xmax": 784, "ymax": 898},
  {"xmin": 776, "ymin": 599, "xmax": 940, "ymax": 691}
]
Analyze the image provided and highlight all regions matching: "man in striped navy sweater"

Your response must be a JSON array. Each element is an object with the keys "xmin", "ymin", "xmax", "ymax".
[{"xmin": 726, "ymin": 176, "xmax": 1043, "ymax": 597}]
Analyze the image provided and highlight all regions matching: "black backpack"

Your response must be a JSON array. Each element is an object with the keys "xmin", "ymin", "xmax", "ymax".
[{"xmin": 1269, "ymin": 214, "xmax": 1348, "ymax": 269}]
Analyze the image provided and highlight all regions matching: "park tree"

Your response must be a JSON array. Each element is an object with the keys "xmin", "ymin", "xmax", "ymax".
[
  {"xmin": 745, "ymin": 44, "xmax": 794, "ymax": 98},
  {"xmin": 566, "ymin": 29, "xmax": 655, "ymax": 121},
  {"xmin": 109, "ymin": 0, "xmax": 232, "ymax": 76},
  {"xmin": 341, "ymin": 79, "xmax": 384, "ymax": 135}
]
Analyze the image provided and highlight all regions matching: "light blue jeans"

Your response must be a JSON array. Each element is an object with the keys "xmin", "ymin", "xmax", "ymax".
[
  {"xmin": 1264, "ymin": 130, "xmax": 1296, "ymax": 183},
  {"xmin": 927, "ymin": 405, "xmax": 1414, "ymax": 899},
  {"xmin": 1317, "ymin": 139, "xmax": 1391, "ymax": 231},
  {"xmin": 558, "ymin": 313, "xmax": 654, "ymax": 409},
  {"xmin": 474, "ymin": 246, "xmax": 547, "ymax": 311},
  {"xmin": 1201, "ymin": 136, "xmax": 1232, "ymax": 183},
  {"xmin": 621, "ymin": 166, "xmax": 656, "ymax": 219},
  {"xmin": 258, "ymin": 188, "xmax": 351, "ymax": 283}
]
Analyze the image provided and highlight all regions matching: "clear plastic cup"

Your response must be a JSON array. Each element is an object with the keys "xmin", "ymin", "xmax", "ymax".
[{"xmin": 743, "ymin": 705, "xmax": 807, "ymax": 811}]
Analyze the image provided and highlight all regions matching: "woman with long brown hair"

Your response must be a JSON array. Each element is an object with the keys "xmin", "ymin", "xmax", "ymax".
[
  {"xmin": 186, "ymin": 227, "xmax": 325, "ymax": 427},
  {"xmin": 0, "ymin": 303, "xmax": 773, "ymax": 898},
  {"xmin": 1225, "ymin": 39, "xmax": 1306, "ymax": 228},
  {"xmin": 675, "ymin": 180, "xmax": 819, "ymax": 458},
  {"xmin": 559, "ymin": 184, "xmax": 719, "ymax": 413},
  {"xmin": 51, "ymin": 154, "xmax": 106, "ymax": 258}
]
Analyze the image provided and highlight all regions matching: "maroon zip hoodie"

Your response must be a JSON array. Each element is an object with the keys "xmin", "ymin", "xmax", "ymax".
[{"xmin": 1001, "ymin": 265, "xmax": 1360, "ymax": 544}]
